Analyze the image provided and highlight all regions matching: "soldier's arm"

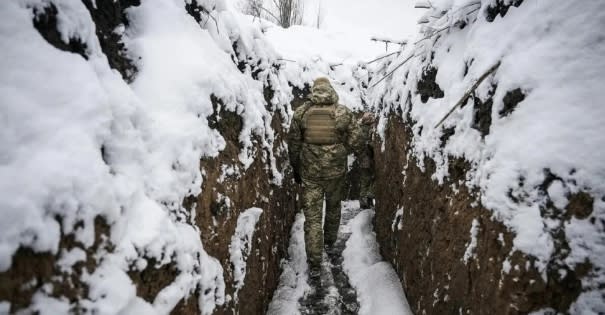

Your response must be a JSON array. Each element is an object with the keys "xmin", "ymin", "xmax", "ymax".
[
  {"xmin": 343, "ymin": 108, "xmax": 366, "ymax": 156},
  {"xmin": 287, "ymin": 107, "xmax": 305, "ymax": 170}
]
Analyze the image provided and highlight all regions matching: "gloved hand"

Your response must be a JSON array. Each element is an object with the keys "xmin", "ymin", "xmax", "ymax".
[{"xmin": 360, "ymin": 112, "xmax": 375, "ymax": 125}]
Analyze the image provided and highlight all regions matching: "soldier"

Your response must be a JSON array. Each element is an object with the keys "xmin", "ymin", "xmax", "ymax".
[
  {"xmin": 358, "ymin": 112, "xmax": 376, "ymax": 209},
  {"xmin": 287, "ymin": 77, "xmax": 365, "ymax": 285}
]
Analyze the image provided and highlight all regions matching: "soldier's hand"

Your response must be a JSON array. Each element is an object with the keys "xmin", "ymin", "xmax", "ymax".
[{"xmin": 361, "ymin": 112, "xmax": 375, "ymax": 125}]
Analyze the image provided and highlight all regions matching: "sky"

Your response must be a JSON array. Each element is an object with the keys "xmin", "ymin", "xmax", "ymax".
[
  {"xmin": 229, "ymin": 0, "xmax": 424, "ymax": 57},
  {"xmin": 305, "ymin": 0, "xmax": 422, "ymax": 42}
]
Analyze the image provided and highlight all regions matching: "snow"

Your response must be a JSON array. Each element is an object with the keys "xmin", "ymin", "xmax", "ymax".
[
  {"xmin": 301, "ymin": 0, "xmax": 422, "ymax": 43},
  {"xmin": 462, "ymin": 219, "xmax": 479, "ymax": 264},
  {"xmin": 265, "ymin": 25, "xmax": 380, "ymax": 64},
  {"xmin": 29, "ymin": 293, "xmax": 71, "ymax": 315},
  {"xmin": 229, "ymin": 207, "xmax": 264, "ymax": 300},
  {"xmin": 3, "ymin": 0, "xmax": 602, "ymax": 312},
  {"xmin": 392, "ymin": 207, "xmax": 404, "ymax": 232},
  {"xmin": 0, "ymin": 0, "xmax": 296, "ymax": 313},
  {"xmin": 270, "ymin": 202, "xmax": 412, "ymax": 315},
  {"xmin": 56, "ymin": 248, "xmax": 87, "ymax": 274},
  {"xmin": 229, "ymin": 0, "xmax": 422, "ymax": 52},
  {"xmin": 342, "ymin": 206, "xmax": 413, "ymax": 315},
  {"xmin": 264, "ymin": 24, "xmax": 371, "ymax": 111},
  {"xmin": 266, "ymin": 213, "xmax": 308, "ymax": 315},
  {"xmin": 368, "ymin": 0, "xmax": 605, "ymax": 310}
]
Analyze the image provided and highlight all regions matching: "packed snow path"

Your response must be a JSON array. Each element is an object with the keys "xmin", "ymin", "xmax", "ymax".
[{"xmin": 268, "ymin": 201, "xmax": 413, "ymax": 315}]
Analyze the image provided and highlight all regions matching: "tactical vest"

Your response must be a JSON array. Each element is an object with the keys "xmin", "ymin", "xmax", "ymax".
[{"xmin": 303, "ymin": 104, "xmax": 339, "ymax": 145}]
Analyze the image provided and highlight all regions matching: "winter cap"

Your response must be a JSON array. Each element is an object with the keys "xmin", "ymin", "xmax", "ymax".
[
  {"xmin": 313, "ymin": 77, "xmax": 331, "ymax": 88},
  {"xmin": 311, "ymin": 77, "xmax": 338, "ymax": 105}
]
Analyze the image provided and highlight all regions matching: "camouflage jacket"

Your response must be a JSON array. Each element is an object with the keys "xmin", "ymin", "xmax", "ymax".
[
  {"xmin": 358, "ymin": 123, "xmax": 375, "ymax": 169},
  {"xmin": 288, "ymin": 101, "xmax": 365, "ymax": 180}
]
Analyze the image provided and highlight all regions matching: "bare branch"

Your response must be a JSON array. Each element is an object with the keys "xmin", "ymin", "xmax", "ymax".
[
  {"xmin": 434, "ymin": 61, "xmax": 501, "ymax": 128},
  {"xmin": 370, "ymin": 53, "xmax": 417, "ymax": 88},
  {"xmin": 365, "ymin": 51, "xmax": 400, "ymax": 65},
  {"xmin": 259, "ymin": 5, "xmax": 281, "ymax": 23}
]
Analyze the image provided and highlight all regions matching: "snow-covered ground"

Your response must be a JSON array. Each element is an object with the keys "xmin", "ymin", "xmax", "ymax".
[
  {"xmin": 269, "ymin": 201, "xmax": 412, "ymax": 315},
  {"xmin": 266, "ymin": 214, "xmax": 309, "ymax": 315},
  {"xmin": 342, "ymin": 203, "xmax": 413, "ymax": 315}
]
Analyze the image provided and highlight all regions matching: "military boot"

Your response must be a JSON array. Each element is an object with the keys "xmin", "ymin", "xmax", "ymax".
[
  {"xmin": 300, "ymin": 265, "xmax": 329, "ymax": 314},
  {"xmin": 308, "ymin": 266, "xmax": 322, "ymax": 289},
  {"xmin": 359, "ymin": 197, "xmax": 374, "ymax": 209}
]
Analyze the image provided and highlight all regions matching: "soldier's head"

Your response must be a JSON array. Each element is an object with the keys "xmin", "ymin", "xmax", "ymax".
[{"xmin": 310, "ymin": 77, "xmax": 339, "ymax": 105}]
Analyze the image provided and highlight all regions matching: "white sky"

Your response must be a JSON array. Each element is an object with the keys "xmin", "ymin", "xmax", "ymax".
[
  {"xmin": 306, "ymin": 0, "xmax": 422, "ymax": 42},
  {"xmin": 229, "ymin": 0, "xmax": 424, "ymax": 60}
]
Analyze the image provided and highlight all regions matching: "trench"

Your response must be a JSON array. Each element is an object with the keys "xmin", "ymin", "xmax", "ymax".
[{"xmin": 3, "ymin": 1, "xmax": 601, "ymax": 314}]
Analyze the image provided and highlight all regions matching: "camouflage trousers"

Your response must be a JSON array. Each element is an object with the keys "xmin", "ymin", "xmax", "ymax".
[
  {"xmin": 301, "ymin": 175, "xmax": 345, "ymax": 270},
  {"xmin": 359, "ymin": 167, "xmax": 374, "ymax": 199}
]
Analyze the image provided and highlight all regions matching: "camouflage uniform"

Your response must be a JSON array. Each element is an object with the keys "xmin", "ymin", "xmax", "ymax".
[
  {"xmin": 288, "ymin": 77, "xmax": 364, "ymax": 272},
  {"xmin": 358, "ymin": 122, "xmax": 375, "ymax": 208}
]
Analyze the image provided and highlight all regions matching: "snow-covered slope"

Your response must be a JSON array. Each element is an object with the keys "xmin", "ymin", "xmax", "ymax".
[
  {"xmin": 264, "ymin": 23, "xmax": 372, "ymax": 111},
  {"xmin": 0, "ymin": 0, "xmax": 302, "ymax": 313},
  {"xmin": 369, "ymin": 0, "xmax": 605, "ymax": 313}
]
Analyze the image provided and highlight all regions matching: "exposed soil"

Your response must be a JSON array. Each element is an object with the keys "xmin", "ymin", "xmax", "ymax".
[
  {"xmin": 416, "ymin": 67, "xmax": 444, "ymax": 103},
  {"xmin": 0, "ymin": 217, "xmax": 112, "ymax": 313},
  {"xmin": 485, "ymin": 0, "xmax": 524, "ymax": 22},
  {"xmin": 499, "ymin": 88, "xmax": 526, "ymax": 117},
  {"xmin": 32, "ymin": 4, "xmax": 88, "ymax": 60},
  {"xmin": 12, "ymin": 2, "xmax": 299, "ymax": 314},
  {"xmin": 471, "ymin": 85, "xmax": 496, "ymax": 138},
  {"xmin": 82, "ymin": 0, "xmax": 139, "ymax": 82},
  {"xmin": 189, "ymin": 92, "xmax": 299, "ymax": 315},
  {"xmin": 372, "ymin": 114, "xmax": 585, "ymax": 314},
  {"xmin": 32, "ymin": 1, "xmax": 138, "ymax": 82}
]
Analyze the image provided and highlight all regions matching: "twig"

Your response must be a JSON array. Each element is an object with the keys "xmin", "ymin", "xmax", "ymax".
[
  {"xmin": 451, "ymin": 1, "xmax": 480, "ymax": 15},
  {"xmin": 365, "ymin": 51, "xmax": 400, "ymax": 65},
  {"xmin": 414, "ymin": 3, "xmax": 481, "ymax": 45},
  {"xmin": 371, "ymin": 37, "xmax": 408, "ymax": 46},
  {"xmin": 370, "ymin": 53, "xmax": 416, "ymax": 88},
  {"xmin": 434, "ymin": 61, "xmax": 501, "ymax": 128},
  {"xmin": 200, "ymin": 7, "xmax": 220, "ymax": 35},
  {"xmin": 414, "ymin": 24, "xmax": 450, "ymax": 44},
  {"xmin": 259, "ymin": 5, "xmax": 281, "ymax": 24}
]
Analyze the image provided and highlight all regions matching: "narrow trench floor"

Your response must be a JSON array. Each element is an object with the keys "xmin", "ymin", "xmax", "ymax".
[
  {"xmin": 299, "ymin": 206, "xmax": 363, "ymax": 315},
  {"xmin": 267, "ymin": 201, "xmax": 411, "ymax": 315}
]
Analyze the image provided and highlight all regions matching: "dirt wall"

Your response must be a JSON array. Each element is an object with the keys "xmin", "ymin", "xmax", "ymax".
[
  {"xmin": 0, "ymin": 2, "xmax": 298, "ymax": 314},
  {"xmin": 373, "ymin": 115, "xmax": 588, "ymax": 314}
]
